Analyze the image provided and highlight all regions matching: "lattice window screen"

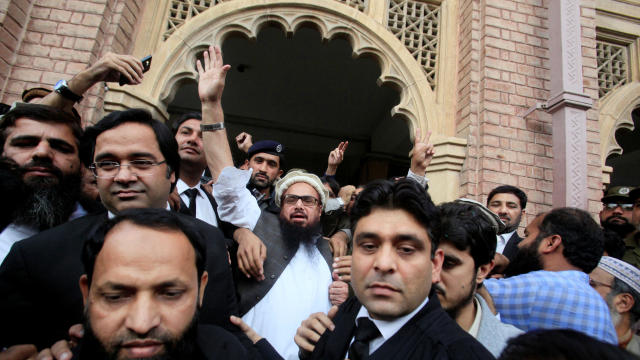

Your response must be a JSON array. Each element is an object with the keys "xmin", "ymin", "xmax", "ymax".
[
  {"xmin": 164, "ymin": 0, "xmax": 224, "ymax": 40},
  {"xmin": 387, "ymin": 0, "xmax": 441, "ymax": 90},
  {"xmin": 334, "ymin": 0, "xmax": 367, "ymax": 11},
  {"xmin": 597, "ymin": 40, "xmax": 629, "ymax": 98}
]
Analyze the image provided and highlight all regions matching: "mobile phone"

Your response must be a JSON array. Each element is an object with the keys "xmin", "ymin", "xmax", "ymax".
[{"xmin": 119, "ymin": 55, "xmax": 152, "ymax": 85}]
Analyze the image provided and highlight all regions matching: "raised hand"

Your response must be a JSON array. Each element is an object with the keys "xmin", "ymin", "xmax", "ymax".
[
  {"xmin": 86, "ymin": 52, "xmax": 144, "ymax": 84},
  {"xmin": 196, "ymin": 45, "xmax": 231, "ymax": 104},
  {"xmin": 235, "ymin": 132, "xmax": 253, "ymax": 153},
  {"xmin": 410, "ymin": 128, "xmax": 435, "ymax": 176},
  {"xmin": 325, "ymin": 141, "xmax": 349, "ymax": 176}
]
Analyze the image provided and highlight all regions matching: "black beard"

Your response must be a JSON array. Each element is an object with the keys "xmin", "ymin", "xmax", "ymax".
[
  {"xmin": 504, "ymin": 240, "xmax": 543, "ymax": 277},
  {"xmin": 602, "ymin": 217, "xmax": 636, "ymax": 239},
  {"xmin": 13, "ymin": 170, "xmax": 81, "ymax": 231},
  {"xmin": 79, "ymin": 308, "xmax": 200, "ymax": 360},
  {"xmin": 434, "ymin": 273, "xmax": 476, "ymax": 321},
  {"xmin": 249, "ymin": 172, "xmax": 274, "ymax": 191},
  {"xmin": 279, "ymin": 217, "xmax": 321, "ymax": 256}
]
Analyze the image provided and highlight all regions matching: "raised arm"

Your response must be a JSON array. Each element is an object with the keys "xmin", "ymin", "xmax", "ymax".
[
  {"xmin": 198, "ymin": 45, "xmax": 233, "ymax": 182},
  {"xmin": 40, "ymin": 53, "xmax": 143, "ymax": 114}
]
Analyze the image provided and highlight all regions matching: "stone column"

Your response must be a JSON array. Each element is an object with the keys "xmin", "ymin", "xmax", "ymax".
[{"xmin": 547, "ymin": 0, "xmax": 593, "ymax": 209}]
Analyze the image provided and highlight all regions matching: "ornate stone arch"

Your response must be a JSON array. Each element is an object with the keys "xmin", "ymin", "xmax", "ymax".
[
  {"xmin": 598, "ymin": 81, "xmax": 640, "ymax": 163},
  {"xmin": 104, "ymin": 0, "xmax": 466, "ymax": 203},
  {"xmin": 105, "ymin": 0, "xmax": 444, "ymax": 134}
]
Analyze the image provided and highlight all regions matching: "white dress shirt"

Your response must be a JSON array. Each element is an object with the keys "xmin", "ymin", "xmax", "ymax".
[
  {"xmin": 348, "ymin": 296, "xmax": 430, "ymax": 357},
  {"xmin": 496, "ymin": 230, "xmax": 515, "ymax": 254},
  {"xmin": 212, "ymin": 167, "xmax": 262, "ymax": 230},
  {"xmin": 176, "ymin": 179, "xmax": 218, "ymax": 227}
]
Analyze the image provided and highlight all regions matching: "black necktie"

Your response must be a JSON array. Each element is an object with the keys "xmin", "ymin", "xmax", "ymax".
[
  {"xmin": 348, "ymin": 317, "xmax": 381, "ymax": 360},
  {"xmin": 184, "ymin": 188, "xmax": 198, "ymax": 216}
]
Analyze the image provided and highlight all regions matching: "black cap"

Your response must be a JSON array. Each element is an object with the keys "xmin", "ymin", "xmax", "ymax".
[
  {"xmin": 602, "ymin": 186, "xmax": 635, "ymax": 203},
  {"xmin": 247, "ymin": 140, "xmax": 285, "ymax": 159}
]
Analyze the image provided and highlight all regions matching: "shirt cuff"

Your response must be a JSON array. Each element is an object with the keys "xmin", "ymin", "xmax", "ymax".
[
  {"xmin": 406, "ymin": 169, "xmax": 429, "ymax": 188},
  {"xmin": 213, "ymin": 167, "xmax": 261, "ymax": 230}
]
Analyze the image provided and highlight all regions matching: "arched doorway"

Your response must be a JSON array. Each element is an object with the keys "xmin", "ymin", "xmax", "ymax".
[
  {"xmin": 599, "ymin": 82, "xmax": 640, "ymax": 187},
  {"xmin": 104, "ymin": 0, "xmax": 468, "ymax": 203},
  {"xmin": 167, "ymin": 25, "xmax": 408, "ymax": 185}
]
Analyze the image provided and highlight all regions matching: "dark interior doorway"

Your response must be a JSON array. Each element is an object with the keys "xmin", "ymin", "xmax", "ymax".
[
  {"xmin": 168, "ymin": 24, "xmax": 412, "ymax": 187},
  {"xmin": 606, "ymin": 107, "xmax": 640, "ymax": 187}
]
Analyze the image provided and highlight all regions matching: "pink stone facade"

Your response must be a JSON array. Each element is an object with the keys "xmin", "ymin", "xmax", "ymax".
[
  {"xmin": 457, "ymin": 0, "xmax": 601, "ymax": 223},
  {"xmin": 0, "ymin": 0, "xmax": 606, "ymax": 217}
]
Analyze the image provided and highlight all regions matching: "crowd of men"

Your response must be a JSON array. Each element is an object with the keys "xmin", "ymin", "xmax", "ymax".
[{"xmin": 0, "ymin": 46, "xmax": 639, "ymax": 360}]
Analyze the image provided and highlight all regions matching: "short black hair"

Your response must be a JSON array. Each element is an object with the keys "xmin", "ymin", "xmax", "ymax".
[
  {"xmin": 82, "ymin": 209, "xmax": 207, "ymax": 287},
  {"xmin": 438, "ymin": 201, "xmax": 497, "ymax": 267},
  {"xmin": 498, "ymin": 329, "xmax": 636, "ymax": 360},
  {"xmin": 537, "ymin": 207, "xmax": 604, "ymax": 273},
  {"xmin": 487, "ymin": 185, "xmax": 527, "ymax": 209},
  {"xmin": 351, "ymin": 179, "xmax": 440, "ymax": 255},
  {"xmin": 81, "ymin": 109, "xmax": 180, "ymax": 191},
  {"xmin": 321, "ymin": 176, "xmax": 340, "ymax": 197},
  {"xmin": 171, "ymin": 112, "xmax": 202, "ymax": 135},
  {"xmin": 0, "ymin": 103, "xmax": 82, "ymax": 149}
]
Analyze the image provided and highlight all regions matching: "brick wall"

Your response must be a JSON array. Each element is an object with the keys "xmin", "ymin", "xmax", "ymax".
[
  {"xmin": 0, "ymin": 0, "xmax": 144, "ymax": 126},
  {"xmin": 457, "ymin": 0, "xmax": 601, "ymax": 222}
]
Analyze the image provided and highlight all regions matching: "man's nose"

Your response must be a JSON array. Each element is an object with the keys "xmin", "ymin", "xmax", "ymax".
[
  {"xmin": 373, "ymin": 245, "xmax": 397, "ymax": 274},
  {"xmin": 113, "ymin": 163, "xmax": 138, "ymax": 183},
  {"xmin": 32, "ymin": 141, "xmax": 53, "ymax": 160},
  {"xmin": 125, "ymin": 296, "xmax": 161, "ymax": 335}
]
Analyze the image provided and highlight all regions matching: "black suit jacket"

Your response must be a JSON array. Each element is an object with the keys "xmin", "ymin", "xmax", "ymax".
[
  {"xmin": 309, "ymin": 292, "xmax": 495, "ymax": 360},
  {"xmin": 0, "ymin": 212, "xmax": 240, "ymax": 349},
  {"xmin": 502, "ymin": 233, "xmax": 523, "ymax": 261}
]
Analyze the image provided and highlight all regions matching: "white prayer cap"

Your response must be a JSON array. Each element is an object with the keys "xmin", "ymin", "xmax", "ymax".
[
  {"xmin": 598, "ymin": 256, "xmax": 640, "ymax": 295},
  {"xmin": 274, "ymin": 169, "xmax": 328, "ymax": 211}
]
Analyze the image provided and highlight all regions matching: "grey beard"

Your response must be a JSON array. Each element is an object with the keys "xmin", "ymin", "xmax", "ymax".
[{"xmin": 14, "ymin": 175, "xmax": 81, "ymax": 231}]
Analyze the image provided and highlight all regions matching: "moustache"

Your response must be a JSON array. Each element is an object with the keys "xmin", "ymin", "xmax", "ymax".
[
  {"xmin": 606, "ymin": 215, "xmax": 629, "ymax": 224},
  {"xmin": 20, "ymin": 160, "xmax": 63, "ymax": 179}
]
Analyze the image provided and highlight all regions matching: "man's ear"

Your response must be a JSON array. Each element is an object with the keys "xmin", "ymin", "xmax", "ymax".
[
  {"xmin": 614, "ymin": 293, "xmax": 635, "ymax": 314},
  {"xmin": 198, "ymin": 271, "xmax": 209, "ymax": 307},
  {"xmin": 79, "ymin": 274, "xmax": 90, "ymax": 307},
  {"xmin": 539, "ymin": 234, "xmax": 561, "ymax": 254},
  {"xmin": 277, "ymin": 169, "xmax": 283, "ymax": 179},
  {"xmin": 476, "ymin": 259, "xmax": 495, "ymax": 285},
  {"xmin": 431, "ymin": 248, "xmax": 445, "ymax": 284}
]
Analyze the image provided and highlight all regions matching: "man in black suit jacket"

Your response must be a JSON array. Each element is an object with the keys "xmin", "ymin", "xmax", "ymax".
[
  {"xmin": 171, "ymin": 112, "xmax": 221, "ymax": 227},
  {"xmin": 293, "ymin": 179, "xmax": 494, "ymax": 359},
  {"xmin": 0, "ymin": 109, "xmax": 240, "ymax": 351},
  {"xmin": 487, "ymin": 185, "xmax": 527, "ymax": 262}
]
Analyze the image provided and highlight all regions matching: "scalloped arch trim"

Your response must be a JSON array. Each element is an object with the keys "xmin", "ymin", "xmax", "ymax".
[
  {"xmin": 599, "ymin": 81, "xmax": 640, "ymax": 161},
  {"xmin": 127, "ymin": 0, "xmax": 441, "ymax": 134}
]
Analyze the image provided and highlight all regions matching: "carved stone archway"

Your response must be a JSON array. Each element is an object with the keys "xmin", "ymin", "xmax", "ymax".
[
  {"xmin": 598, "ymin": 81, "xmax": 640, "ymax": 184},
  {"xmin": 104, "ymin": 0, "xmax": 467, "ymax": 203}
]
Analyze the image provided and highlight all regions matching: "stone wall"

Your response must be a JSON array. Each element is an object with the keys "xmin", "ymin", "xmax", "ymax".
[{"xmin": 457, "ymin": 0, "xmax": 600, "ymax": 223}]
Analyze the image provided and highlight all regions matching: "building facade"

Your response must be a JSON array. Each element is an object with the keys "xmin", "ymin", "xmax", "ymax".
[{"xmin": 1, "ymin": 0, "xmax": 639, "ymax": 221}]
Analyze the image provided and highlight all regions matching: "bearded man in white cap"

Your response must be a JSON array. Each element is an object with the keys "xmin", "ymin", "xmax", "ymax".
[
  {"xmin": 194, "ymin": 45, "xmax": 347, "ymax": 360},
  {"xmin": 590, "ymin": 256, "xmax": 640, "ymax": 355}
]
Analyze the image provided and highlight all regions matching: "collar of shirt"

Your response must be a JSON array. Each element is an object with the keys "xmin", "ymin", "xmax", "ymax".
[
  {"xmin": 176, "ymin": 178, "xmax": 201, "ymax": 196},
  {"xmin": 468, "ymin": 296, "xmax": 482, "ymax": 338},
  {"xmin": 355, "ymin": 296, "xmax": 430, "ymax": 347},
  {"xmin": 500, "ymin": 230, "xmax": 516, "ymax": 242}
]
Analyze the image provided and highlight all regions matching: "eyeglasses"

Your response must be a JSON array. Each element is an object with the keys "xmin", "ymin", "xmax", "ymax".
[
  {"xmin": 589, "ymin": 277, "xmax": 612, "ymax": 289},
  {"xmin": 283, "ymin": 194, "xmax": 320, "ymax": 207},
  {"xmin": 90, "ymin": 160, "xmax": 167, "ymax": 179},
  {"xmin": 604, "ymin": 203, "xmax": 634, "ymax": 210}
]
